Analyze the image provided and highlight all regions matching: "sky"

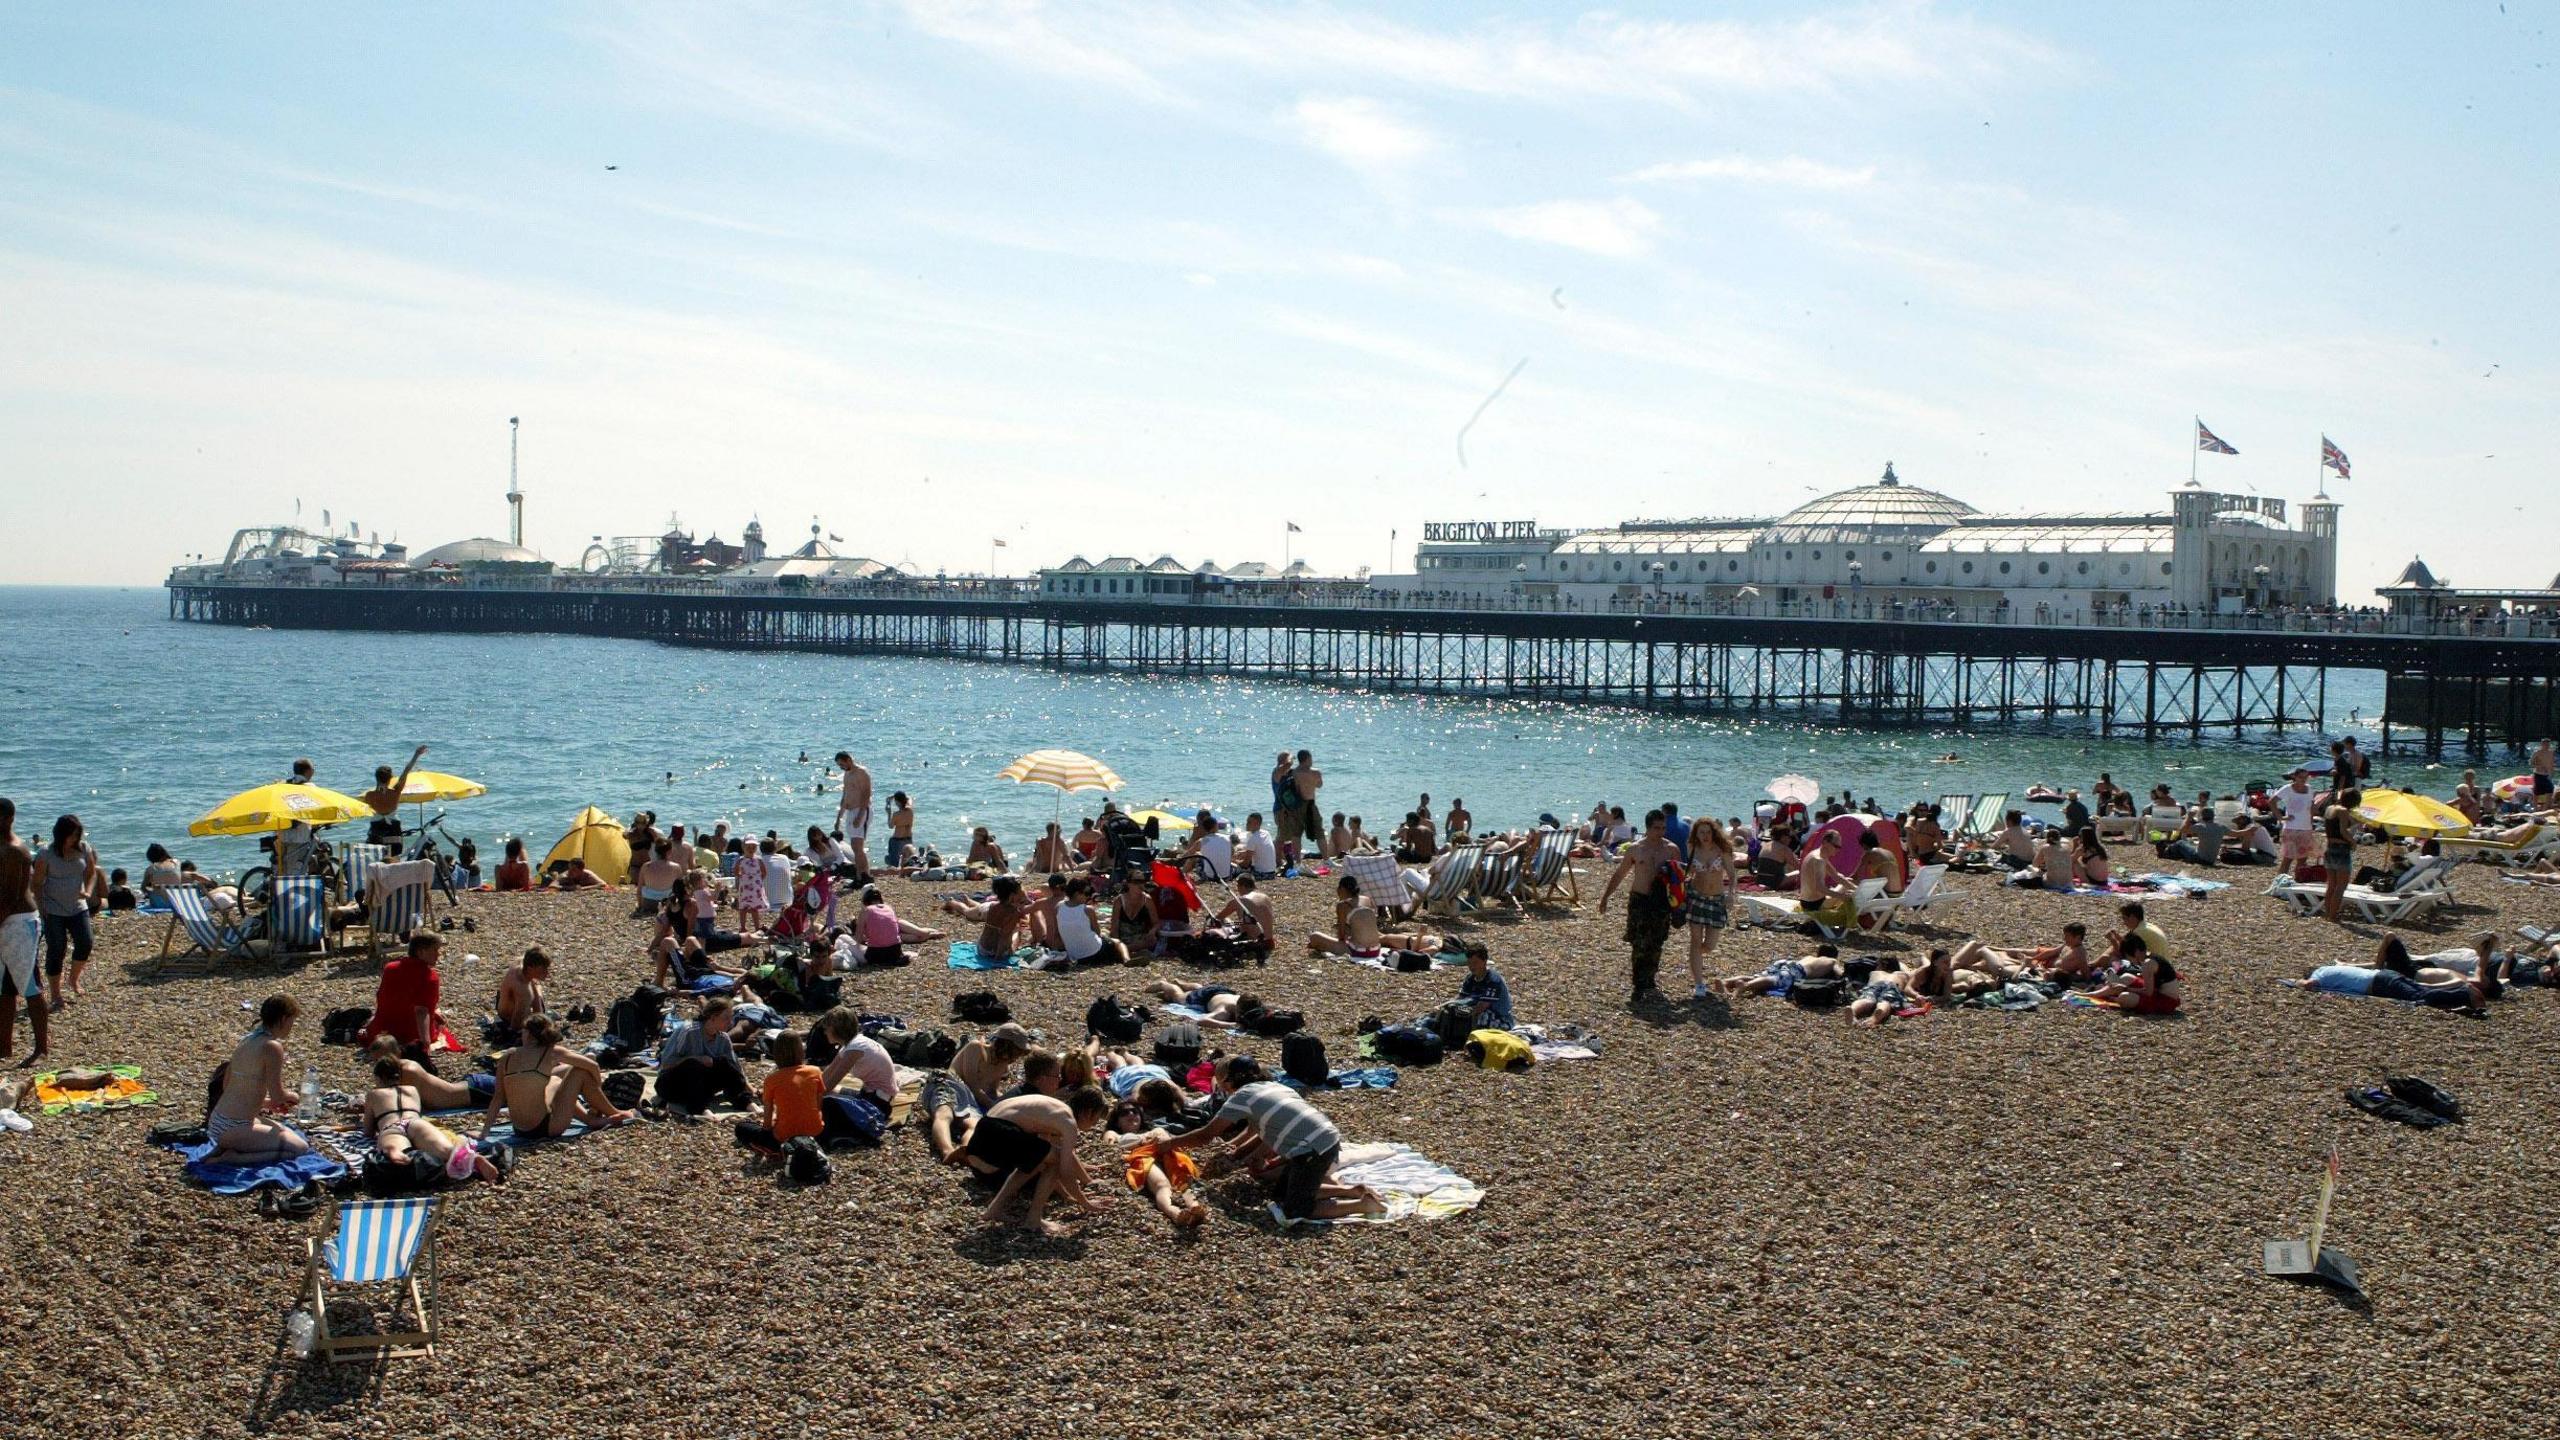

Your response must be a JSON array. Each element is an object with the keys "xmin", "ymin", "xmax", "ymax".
[{"xmin": 2, "ymin": 2, "xmax": 2552, "ymax": 591}]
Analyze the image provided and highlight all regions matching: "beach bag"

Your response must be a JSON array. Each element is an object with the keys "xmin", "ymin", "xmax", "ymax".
[
  {"xmin": 747, "ymin": 963, "xmax": 803, "ymax": 1010},
  {"xmin": 1427, "ymin": 1000, "xmax": 1479, "ymax": 1052},
  {"xmin": 605, "ymin": 987, "xmax": 669, "ymax": 1051},
  {"xmin": 1394, "ymin": 949, "xmax": 1433, "ymax": 973},
  {"xmin": 822, "ymin": 1093, "xmax": 888, "ymax": 1146},
  {"xmin": 1792, "ymin": 976, "xmax": 1847, "ymax": 1010},
  {"xmin": 784, "ymin": 1137, "xmax": 833, "ymax": 1185},
  {"xmin": 1086, "ymin": 994, "xmax": 1147, "ymax": 1044},
  {"xmin": 879, "ymin": 1027, "xmax": 958, "ymax": 1070},
  {"xmin": 801, "ymin": 974, "xmax": 842, "ymax": 1011},
  {"xmin": 602, "ymin": 1070, "xmax": 648, "ymax": 1111},
  {"xmin": 321, "ymin": 1007, "xmax": 372, "ymax": 1047},
  {"xmin": 953, "ymin": 991, "xmax": 1012, "ymax": 1025},
  {"xmin": 1841, "ymin": 958, "xmax": 1878, "ymax": 987},
  {"xmin": 1467, "ymin": 1028, "xmax": 1533, "ymax": 1071},
  {"xmin": 1281, "ymin": 1032, "xmax": 1329, "ymax": 1086},
  {"xmin": 1372, "ymin": 1024, "xmax": 1443, "ymax": 1066},
  {"xmin": 2385, "ymin": 1075, "xmax": 2463, "ymax": 1123},
  {"xmin": 1152, "ymin": 1022, "xmax": 1203, "ymax": 1071},
  {"xmin": 1241, "ymin": 1003, "xmax": 1304, "ymax": 1038}
]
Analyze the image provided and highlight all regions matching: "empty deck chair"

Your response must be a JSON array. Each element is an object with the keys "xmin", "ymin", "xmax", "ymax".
[
  {"xmin": 1418, "ymin": 845, "xmax": 1484, "ymax": 919},
  {"xmin": 1520, "ymin": 828, "xmax": 1579, "ymax": 906},
  {"xmin": 1875, "ymin": 864, "xmax": 1952, "ymax": 929},
  {"xmin": 157, "ymin": 887, "xmax": 250, "ymax": 965},
  {"xmin": 357, "ymin": 860, "xmax": 435, "ymax": 961},
  {"xmin": 267, "ymin": 874, "xmax": 328, "ymax": 957},
  {"xmin": 1964, "ymin": 793, "xmax": 2009, "ymax": 841},
  {"xmin": 1935, "ymin": 794, "xmax": 1973, "ymax": 830},
  {"xmin": 339, "ymin": 843, "xmax": 388, "ymax": 908},
  {"xmin": 302, "ymin": 1197, "xmax": 442, "ymax": 1364}
]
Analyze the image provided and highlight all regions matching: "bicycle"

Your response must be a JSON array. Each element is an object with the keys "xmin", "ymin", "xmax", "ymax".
[
  {"xmin": 235, "ymin": 836, "xmax": 343, "ymax": 926},
  {"xmin": 402, "ymin": 810, "xmax": 469, "ymax": 907}
]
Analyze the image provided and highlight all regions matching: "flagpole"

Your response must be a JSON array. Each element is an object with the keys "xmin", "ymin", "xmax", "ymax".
[
  {"xmin": 2190, "ymin": 417, "xmax": 2199, "ymax": 487},
  {"xmin": 1283, "ymin": 523, "xmax": 1292, "ymax": 571}
]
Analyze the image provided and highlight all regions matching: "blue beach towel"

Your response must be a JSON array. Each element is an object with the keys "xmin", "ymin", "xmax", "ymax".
[
  {"xmin": 947, "ymin": 941, "xmax": 1028, "ymax": 971},
  {"xmin": 1280, "ymin": 1066, "xmax": 1400, "ymax": 1092},
  {"xmin": 169, "ymin": 1137, "xmax": 348, "ymax": 1195}
]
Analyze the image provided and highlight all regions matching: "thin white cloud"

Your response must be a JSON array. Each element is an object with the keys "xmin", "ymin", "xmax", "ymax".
[
  {"xmin": 889, "ymin": 0, "xmax": 2068, "ymax": 107},
  {"xmin": 1621, "ymin": 155, "xmax": 1878, "ymax": 190},
  {"xmin": 1455, "ymin": 197, "xmax": 1663, "ymax": 259},
  {"xmin": 1284, "ymin": 95, "xmax": 1436, "ymax": 172}
]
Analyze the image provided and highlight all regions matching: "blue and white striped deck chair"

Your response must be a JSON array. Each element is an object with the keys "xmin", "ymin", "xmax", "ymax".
[
  {"xmin": 268, "ymin": 874, "xmax": 327, "ymax": 956},
  {"xmin": 363, "ymin": 860, "xmax": 435, "ymax": 962},
  {"xmin": 157, "ymin": 887, "xmax": 249, "ymax": 965},
  {"xmin": 1521, "ymin": 828, "xmax": 1579, "ymax": 907},
  {"xmin": 1419, "ymin": 844, "xmax": 1483, "ymax": 920},
  {"xmin": 340, "ymin": 843, "xmax": 389, "ymax": 908},
  {"xmin": 303, "ymin": 1196, "xmax": 441, "ymax": 1363}
]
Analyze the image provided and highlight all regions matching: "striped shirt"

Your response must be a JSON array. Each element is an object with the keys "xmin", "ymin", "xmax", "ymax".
[{"xmin": 1215, "ymin": 1082, "xmax": 1339, "ymax": 1160}]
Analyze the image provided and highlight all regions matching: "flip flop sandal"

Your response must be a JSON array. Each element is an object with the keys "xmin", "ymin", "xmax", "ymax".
[{"xmin": 462, "ymin": 918, "xmax": 478, "ymax": 933}]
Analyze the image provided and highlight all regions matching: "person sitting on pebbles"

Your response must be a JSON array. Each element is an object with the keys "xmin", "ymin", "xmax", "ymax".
[
  {"xmin": 486, "ymin": 1013, "xmax": 637, "ymax": 1136},
  {"xmin": 1159, "ymin": 1056, "xmax": 1385, "ymax": 1223},
  {"xmin": 363, "ymin": 1047, "xmax": 502, "ymax": 1186},
  {"xmin": 920, "ymin": 1023, "xmax": 1036, "ymax": 1164},
  {"xmin": 967, "ymin": 1085, "xmax": 1113, "ymax": 1235},
  {"xmin": 490, "ymin": 946, "xmax": 550, "ymax": 1046},
  {"xmin": 1715, "ymin": 944, "xmax": 1845, "ymax": 1000},
  {"xmin": 2085, "ymin": 933, "xmax": 2184, "ymax": 1014},
  {"xmin": 1307, "ymin": 875, "xmax": 1442, "ymax": 959}
]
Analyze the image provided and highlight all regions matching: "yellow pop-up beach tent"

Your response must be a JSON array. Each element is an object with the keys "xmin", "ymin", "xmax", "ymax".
[{"xmin": 542, "ymin": 806, "xmax": 631, "ymax": 884}]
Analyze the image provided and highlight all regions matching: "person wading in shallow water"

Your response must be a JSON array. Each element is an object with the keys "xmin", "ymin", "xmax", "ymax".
[{"xmin": 1598, "ymin": 808, "xmax": 1681, "ymax": 1007}]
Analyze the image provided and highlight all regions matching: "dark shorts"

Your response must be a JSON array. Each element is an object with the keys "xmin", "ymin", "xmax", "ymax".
[
  {"xmin": 1275, "ymin": 1142, "xmax": 1341, "ymax": 1220},
  {"xmin": 2325, "ymin": 844, "xmax": 2355, "ymax": 870},
  {"xmin": 964, "ymin": 1115, "xmax": 1053, "ymax": 1181},
  {"xmin": 2368, "ymin": 971, "xmax": 2429, "ymax": 1003},
  {"xmin": 863, "ymin": 943, "xmax": 909, "ymax": 968},
  {"xmin": 2537, "ymin": 774, "xmax": 2554, "ymax": 797},
  {"xmin": 1184, "ymin": 984, "xmax": 1236, "ymax": 1010}
]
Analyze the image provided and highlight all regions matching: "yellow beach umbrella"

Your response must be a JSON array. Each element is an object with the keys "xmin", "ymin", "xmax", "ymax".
[
  {"xmin": 2356, "ymin": 789, "xmax": 2471, "ymax": 837},
  {"xmin": 996, "ymin": 749, "xmax": 1124, "ymax": 794},
  {"xmin": 1123, "ymin": 808, "xmax": 1196, "ymax": 832},
  {"xmin": 395, "ymin": 770, "xmax": 489, "ymax": 804},
  {"xmin": 189, "ymin": 782, "xmax": 376, "ymax": 838},
  {"xmin": 542, "ymin": 806, "xmax": 631, "ymax": 884}
]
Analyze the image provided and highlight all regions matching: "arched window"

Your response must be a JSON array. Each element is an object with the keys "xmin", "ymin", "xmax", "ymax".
[{"xmin": 1727, "ymin": 559, "xmax": 1741, "ymax": 572}]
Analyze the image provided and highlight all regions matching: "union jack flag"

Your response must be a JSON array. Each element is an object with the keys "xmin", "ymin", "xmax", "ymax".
[
  {"xmin": 2321, "ymin": 435, "xmax": 2351, "ymax": 480},
  {"xmin": 2195, "ymin": 420, "xmax": 2238, "ymax": 455}
]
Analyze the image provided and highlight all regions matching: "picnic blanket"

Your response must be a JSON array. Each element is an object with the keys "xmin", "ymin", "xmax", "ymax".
[
  {"xmin": 1960, "ymin": 982, "xmax": 2053, "ymax": 1011},
  {"xmin": 1277, "ymin": 1141, "xmax": 1484, "ymax": 1227},
  {"xmin": 2129, "ymin": 872, "xmax": 2231, "ymax": 895},
  {"xmin": 1342, "ymin": 949, "xmax": 1469, "ymax": 973},
  {"xmin": 1527, "ymin": 1042, "xmax": 1600, "ymax": 1062},
  {"xmin": 32, "ymin": 1066, "xmax": 158, "ymax": 1115},
  {"xmin": 166, "ymin": 1134, "xmax": 347, "ymax": 1195},
  {"xmin": 947, "ymin": 941, "xmax": 1032, "ymax": 971}
]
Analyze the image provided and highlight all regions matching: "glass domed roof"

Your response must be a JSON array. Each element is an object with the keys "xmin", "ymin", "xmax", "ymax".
[{"xmin": 1761, "ymin": 464, "xmax": 1976, "ymax": 545}]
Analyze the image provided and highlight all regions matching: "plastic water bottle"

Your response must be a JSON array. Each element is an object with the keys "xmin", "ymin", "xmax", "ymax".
[
  {"xmin": 285, "ymin": 1307, "xmax": 317, "ymax": 1359},
  {"xmin": 299, "ymin": 1064, "xmax": 320, "ymax": 1119}
]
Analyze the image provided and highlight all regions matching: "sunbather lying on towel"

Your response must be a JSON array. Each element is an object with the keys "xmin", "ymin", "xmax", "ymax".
[
  {"xmin": 1715, "ymin": 944, "xmax": 1844, "ymax": 1000},
  {"xmin": 1108, "ymin": 1088, "xmax": 1210, "ymax": 1230},
  {"xmin": 365, "ymin": 1051, "xmax": 501, "ymax": 1185},
  {"xmin": 362, "ymin": 1035, "xmax": 485, "ymax": 1110},
  {"xmin": 485, "ymin": 1013, "xmax": 635, "ymax": 1137},
  {"xmin": 1307, "ymin": 876, "xmax": 1442, "ymax": 959},
  {"xmin": 208, "ymin": 994, "xmax": 313, "ymax": 1164},
  {"xmin": 1140, "ymin": 980, "xmax": 1255, "ymax": 1026},
  {"xmin": 2085, "ymin": 934, "xmax": 2182, "ymax": 1014}
]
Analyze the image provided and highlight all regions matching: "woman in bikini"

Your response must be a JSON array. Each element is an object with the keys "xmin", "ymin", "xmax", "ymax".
[
  {"xmin": 363, "ymin": 1050, "xmax": 501, "ymax": 1185},
  {"xmin": 363, "ymin": 1034, "xmax": 486, "ymax": 1109},
  {"xmin": 2073, "ymin": 831, "xmax": 2112, "ymax": 887},
  {"xmin": 207, "ymin": 994, "xmax": 313, "ymax": 1163},
  {"xmin": 1682, "ymin": 819, "xmax": 1736, "ymax": 1000},
  {"xmin": 483, "ymin": 1013, "xmax": 634, "ymax": 1138}
]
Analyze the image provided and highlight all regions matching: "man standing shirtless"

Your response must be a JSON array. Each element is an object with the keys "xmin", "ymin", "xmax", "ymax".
[
  {"xmin": 833, "ymin": 752, "xmax": 874, "ymax": 881},
  {"xmin": 0, "ymin": 797, "xmax": 46, "ymax": 1063},
  {"xmin": 1598, "ymin": 808, "xmax": 1680, "ymax": 1006}
]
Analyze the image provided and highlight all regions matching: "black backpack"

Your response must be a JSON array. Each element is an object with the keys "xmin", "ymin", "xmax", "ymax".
[
  {"xmin": 1281, "ymin": 1031, "xmax": 1329, "ymax": 1086},
  {"xmin": 1086, "ymin": 994, "xmax": 1146, "ymax": 1044},
  {"xmin": 1427, "ymin": 999, "xmax": 1478, "ymax": 1051},
  {"xmin": 321, "ymin": 1007, "xmax": 371, "ymax": 1047},
  {"xmin": 953, "ymin": 991, "xmax": 1012, "ymax": 1025},
  {"xmin": 602, "ymin": 1070, "xmax": 648, "ymax": 1111},
  {"xmin": 1792, "ymin": 976, "xmax": 1848, "ymax": 1010},
  {"xmin": 1243, "ymin": 1004, "xmax": 1305, "ymax": 1038},
  {"xmin": 1394, "ymin": 950, "xmax": 1433, "ymax": 974},
  {"xmin": 1152, "ymin": 1021, "xmax": 1204, "ymax": 1071},
  {"xmin": 1372, "ymin": 1024, "xmax": 1443, "ymax": 1065},
  {"xmin": 605, "ymin": 986, "xmax": 669, "ymax": 1051}
]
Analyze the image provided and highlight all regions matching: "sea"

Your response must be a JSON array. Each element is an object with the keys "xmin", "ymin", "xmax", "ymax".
[{"xmin": 0, "ymin": 586, "xmax": 2404, "ymax": 877}]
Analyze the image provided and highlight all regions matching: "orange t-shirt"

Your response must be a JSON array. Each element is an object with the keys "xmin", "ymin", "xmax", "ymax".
[{"xmin": 762, "ymin": 1065, "xmax": 825, "ymax": 1141}]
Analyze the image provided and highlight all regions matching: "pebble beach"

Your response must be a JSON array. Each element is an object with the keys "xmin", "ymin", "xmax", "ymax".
[{"xmin": 3, "ymin": 854, "xmax": 2556, "ymax": 1440}]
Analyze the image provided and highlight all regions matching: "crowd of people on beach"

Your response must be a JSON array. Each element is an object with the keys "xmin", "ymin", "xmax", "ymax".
[{"xmin": 16, "ymin": 722, "xmax": 2560, "ymax": 1235}]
